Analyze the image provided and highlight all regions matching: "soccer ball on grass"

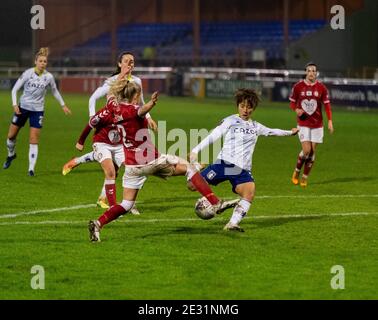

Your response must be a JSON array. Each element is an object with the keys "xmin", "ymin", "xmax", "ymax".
[{"xmin": 194, "ymin": 196, "xmax": 216, "ymax": 220}]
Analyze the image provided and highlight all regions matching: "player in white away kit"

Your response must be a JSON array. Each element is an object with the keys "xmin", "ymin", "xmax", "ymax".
[
  {"xmin": 3, "ymin": 47, "xmax": 71, "ymax": 176},
  {"xmin": 190, "ymin": 88, "xmax": 299, "ymax": 232},
  {"xmin": 62, "ymin": 52, "xmax": 156, "ymax": 210}
]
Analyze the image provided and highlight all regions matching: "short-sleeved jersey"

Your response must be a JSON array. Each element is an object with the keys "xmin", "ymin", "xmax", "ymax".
[
  {"xmin": 289, "ymin": 80, "xmax": 330, "ymax": 128},
  {"xmin": 12, "ymin": 68, "xmax": 65, "ymax": 112},
  {"xmin": 192, "ymin": 114, "xmax": 292, "ymax": 171},
  {"xmin": 109, "ymin": 100, "xmax": 159, "ymax": 166},
  {"xmin": 89, "ymin": 104, "xmax": 122, "ymax": 145}
]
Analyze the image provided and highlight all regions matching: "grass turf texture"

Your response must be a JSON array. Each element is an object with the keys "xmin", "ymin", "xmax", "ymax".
[{"xmin": 0, "ymin": 91, "xmax": 377, "ymax": 299}]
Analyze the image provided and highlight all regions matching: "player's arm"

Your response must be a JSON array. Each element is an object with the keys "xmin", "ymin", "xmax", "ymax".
[
  {"xmin": 257, "ymin": 123, "xmax": 299, "ymax": 137},
  {"xmin": 323, "ymin": 86, "xmax": 334, "ymax": 134},
  {"xmin": 11, "ymin": 71, "xmax": 28, "ymax": 114},
  {"xmin": 50, "ymin": 76, "xmax": 71, "ymax": 115},
  {"xmin": 134, "ymin": 76, "xmax": 156, "ymax": 130},
  {"xmin": 190, "ymin": 120, "xmax": 229, "ymax": 163},
  {"xmin": 89, "ymin": 84, "xmax": 109, "ymax": 117},
  {"xmin": 76, "ymin": 124, "xmax": 92, "ymax": 151},
  {"xmin": 289, "ymin": 83, "xmax": 305, "ymax": 118},
  {"xmin": 137, "ymin": 91, "xmax": 159, "ymax": 117}
]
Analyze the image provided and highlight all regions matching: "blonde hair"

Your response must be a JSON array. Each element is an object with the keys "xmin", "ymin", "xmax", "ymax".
[
  {"xmin": 109, "ymin": 78, "xmax": 141, "ymax": 104},
  {"xmin": 35, "ymin": 47, "xmax": 49, "ymax": 59}
]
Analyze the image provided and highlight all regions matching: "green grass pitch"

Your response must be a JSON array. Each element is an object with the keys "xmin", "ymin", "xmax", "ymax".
[{"xmin": 0, "ymin": 91, "xmax": 377, "ymax": 299}]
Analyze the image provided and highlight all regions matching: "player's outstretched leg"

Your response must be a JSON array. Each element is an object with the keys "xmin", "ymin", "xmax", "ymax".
[{"xmin": 62, "ymin": 151, "xmax": 95, "ymax": 175}]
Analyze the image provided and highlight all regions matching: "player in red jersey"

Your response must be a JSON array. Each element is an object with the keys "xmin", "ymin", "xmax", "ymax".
[
  {"xmin": 289, "ymin": 62, "xmax": 334, "ymax": 187},
  {"xmin": 62, "ymin": 52, "xmax": 157, "ymax": 210},
  {"xmin": 74, "ymin": 104, "xmax": 127, "ymax": 211},
  {"xmin": 88, "ymin": 78, "xmax": 239, "ymax": 242}
]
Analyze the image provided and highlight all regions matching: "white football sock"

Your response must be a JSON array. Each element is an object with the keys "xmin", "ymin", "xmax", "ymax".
[
  {"xmin": 76, "ymin": 151, "xmax": 95, "ymax": 164},
  {"xmin": 28, "ymin": 144, "xmax": 38, "ymax": 171},
  {"xmin": 99, "ymin": 180, "xmax": 106, "ymax": 199},
  {"xmin": 229, "ymin": 199, "xmax": 251, "ymax": 225},
  {"xmin": 6, "ymin": 138, "xmax": 16, "ymax": 157}
]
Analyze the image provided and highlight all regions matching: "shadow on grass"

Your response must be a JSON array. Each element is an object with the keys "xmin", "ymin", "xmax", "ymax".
[
  {"xmin": 312, "ymin": 176, "xmax": 378, "ymax": 185},
  {"xmin": 136, "ymin": 215, "xmax": 325, "ymax": 239}
]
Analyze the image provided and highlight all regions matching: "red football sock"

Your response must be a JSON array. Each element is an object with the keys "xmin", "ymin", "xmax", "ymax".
[
  {"xmin": 296, "ymin": 152, "xmax": 306, "ymax": 171},
  {"xmin": 303, "ymin": 158, "xmax": 315, "ymax": 176},
  {"xmin": 105, "ymin": 183, "xmax": 117, "ymax": 207},
  {"xmin": 98, "ymin": 204, "xmax": 126, "ymax": 227},
  {"xmin": 190, "ymin": 172, "xmax": 219, "ymax": 205}
]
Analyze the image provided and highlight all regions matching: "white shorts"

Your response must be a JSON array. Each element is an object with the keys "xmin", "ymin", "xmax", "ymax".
[
  {"xmin": 298, "ymin": 126, "xmax": 324, "ymax": 144},
  {"xmin": 123, "ymin": 154, "xmax": 181, "ymax": 189},
  {"xmin": 92, "ymin": 143, "xmax": 124, "ymax": 167}
]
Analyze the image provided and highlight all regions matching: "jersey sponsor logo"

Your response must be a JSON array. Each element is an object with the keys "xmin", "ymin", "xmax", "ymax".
[
  {"xmin": 108, "ymin": 129, "xmax": 121, "ymax": 144},
  {"xmin": 301, "ymin": 99, "xmax": 317, "ymax": 115},
  {"xmin": 233, "ymin": 127, "xmax": 256, "ymax": 134}
]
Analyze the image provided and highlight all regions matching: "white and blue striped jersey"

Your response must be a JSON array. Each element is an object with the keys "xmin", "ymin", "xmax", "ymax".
[
  {"xmin": 192, "ymin": 114, "xmax": 293, "ymax": 171},
  {"xmin": 88, "ymin": 74, "xmax": 145, "ymax": 117},
  {"xmin": 11, "ymin": 68, "xmax": 65, "ymax": 112}
]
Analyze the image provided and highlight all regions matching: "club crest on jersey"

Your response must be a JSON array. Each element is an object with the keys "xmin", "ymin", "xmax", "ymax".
[
  {"xmin": 314, "ymin": 91, "xmax": 319, "ymax": 97},
  {"xmin": 306, "ymin": 91, "xmax": 313, "ymax": 96},
  {"xmin": 108, "ymin": 129, "xmax": 121, "ymax": 143}
]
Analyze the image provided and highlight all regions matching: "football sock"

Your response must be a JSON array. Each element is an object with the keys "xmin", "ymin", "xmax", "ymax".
[
  {"xmin": 98, "ymin": 200, "xmax": 134, "ymax": 227},
  {"xmin": 303, "ymin": 153, "xmax": 315, "ymax": 177},
  {"xmin": 99, "ymin": 182, "xmax": 106, "ymax": 199},
  {"xmin": 6, "ymin": 138, "xmax": 16, "ymax": 157},
  {"xmin": 104, "ymin": 179, "xmax": 116, "ymax": 206},
  {"xmin": 229, "ymin": 199, "xmax": 251, "ymax": 225},
  {"xmin": 295, "ymin": 151, "xmax": 306, "ymax": 171},
  {"xmin": 76, "ymin": 151, "xmax": 95, "ymax": 164},
  {"xmin": 28, "ymin": 144, "xmax": 38, "ymax": 172},
  {"xmin": 189, "ymin": 171, "xmax": 219, "ymax": 205}
]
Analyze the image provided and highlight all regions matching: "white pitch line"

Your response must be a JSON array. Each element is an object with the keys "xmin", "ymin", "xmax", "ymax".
[
  {"xmin": 0, "ymin": 194, "xmax": 377, "ymax": 220},
  {"xmin": 0, "ymin": 211, "xmax": 377, "ymax": 226},
  {"xmin": 0, "ymin": 204, "xmax": 96, "ymax": 219},
  {"xmin": 256, "ymin": 194, "xmax": 378, "ymax": 199}
]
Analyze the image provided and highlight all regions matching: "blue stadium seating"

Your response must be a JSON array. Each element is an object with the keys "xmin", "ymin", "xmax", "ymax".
[{"xmin": 62, "ymin": 20, "xmax": 325, "ymax": 66}]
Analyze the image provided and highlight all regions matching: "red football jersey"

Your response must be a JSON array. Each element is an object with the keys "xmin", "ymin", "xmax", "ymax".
[
  {"xmin": 111, "ymin": 101, "xmax": 159, "ymax": 166},
  {"xmin": 89, "ymin": 104, "xmax": 122, "ymax": 145},
  {"xmin": 289, "ymin": 80, "xmax": 330, "ymax": 128}
]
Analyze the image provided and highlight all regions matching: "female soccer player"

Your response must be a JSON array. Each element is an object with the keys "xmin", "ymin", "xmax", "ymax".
[
  {"xmin": 189, "ymin": 88, "xmax": 299, "ymax": 232},
  {"xmin": 88, "ymin": 79, "xmax": 238, "ymax": 242},
  {"xmin": 62, "ymin": 52, "xmax": 157, "ymax": 210},
  {"xmin": 3, "ymin": 47, "xmax": 71, "ymax": 176},
  {"xmin": 289, "ymin": 62, "xmax": 334, "ymax": 187}
]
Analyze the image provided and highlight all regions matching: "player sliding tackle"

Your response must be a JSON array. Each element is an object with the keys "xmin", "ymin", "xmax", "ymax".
[{"xmin": 88, "ymin": 72, "xmax": 239, "ymax": 242}]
